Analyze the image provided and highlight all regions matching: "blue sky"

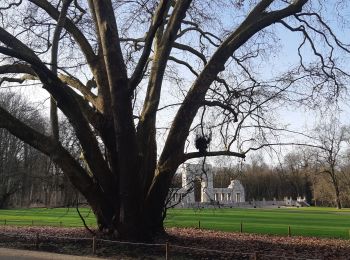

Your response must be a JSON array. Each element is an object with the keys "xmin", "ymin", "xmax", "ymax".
[{"xmin": 2, "ymin": 0, "xmax": 350, "ymax": 166}]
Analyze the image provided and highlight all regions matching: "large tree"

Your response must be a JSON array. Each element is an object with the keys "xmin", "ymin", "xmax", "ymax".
[{"xmin": 0, "ymin": 0, "xmax": 349, "ymax": 239}]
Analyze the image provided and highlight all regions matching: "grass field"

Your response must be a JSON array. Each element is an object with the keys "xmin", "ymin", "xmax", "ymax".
[
  {"xmin": 0, "ymin": 207, "xmax": 96, "ymax": 227},
  {"xmin": 0, "ymin": 207, "xmax": 350, "ymax": 239},
  {"xmin": 165, "ymin": 207, "xmax": 350, "ymax": 239}
]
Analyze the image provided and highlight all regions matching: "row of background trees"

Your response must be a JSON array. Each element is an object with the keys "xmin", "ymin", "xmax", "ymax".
[
  {"xmin": 214, "ymin": 147, "xmax": 350, "ymax": 208},
  {"xmin": 0, "ymin": 91, "xmax": 79, "ymax": 208}
]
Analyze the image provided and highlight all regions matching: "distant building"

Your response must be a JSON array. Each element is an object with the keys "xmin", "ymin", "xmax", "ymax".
[{"xmin": 169, "ymin": 163, "xmax": 245, "ymax": 207}]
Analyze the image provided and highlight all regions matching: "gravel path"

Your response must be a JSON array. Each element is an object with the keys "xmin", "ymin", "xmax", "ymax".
[{"xmin": 0, "ymin": 248, "xmax": 106, "ymax": 260}]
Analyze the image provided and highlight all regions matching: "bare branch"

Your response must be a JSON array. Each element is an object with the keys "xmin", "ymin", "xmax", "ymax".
[
  {"xmin": 168, "ymin": 56, "xmax": 199, "ymax": 77},
  {"xmin": 203, "ymin": 100, "xmax": 238, "ymax": 122},
  {"xmin": 0, "ymin": 0, "xmax": 22, "ymax": 10},
  {"xmin": 29, "ymin": 0, "xmax": 97, "ymax": 69}
]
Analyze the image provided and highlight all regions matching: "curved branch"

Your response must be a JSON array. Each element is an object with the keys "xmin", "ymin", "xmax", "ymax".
[
  {"xmin": 0, "ymin": 28, "xmax": 40, "ymax": 62},
  {"xmin": 173, "ymin": 42, "xmax": 207, "ymax": 64},
  {"xmin": 29, "ymin": 0, "xmax": 97, "ymax": 68},
  {"xmin": 168, "ymin": 56, "xmax": 199, "ymax": 77},
  {"xmin": 0, "ymin": 64, "xmax": 36, "ymax": 76},
  {"xmin": 0, "ymin": 0, "xmax": 22, "ymax": 10},
  {"xmin": 177, "ymin": 26, "xmax": 221, "ymax": 47}
]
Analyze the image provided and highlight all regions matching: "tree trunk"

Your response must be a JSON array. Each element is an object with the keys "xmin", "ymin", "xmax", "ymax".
[
  {"xmin": 87, "ymin": 165, "xmax": 175, "ymax": 241},
  {"xmin": 142, "ymin": 168, "xmax": 176, "ymax": 236},
  {"xmin": 335, "ymin": 187, "xmax": 342, "ymax": 209}
]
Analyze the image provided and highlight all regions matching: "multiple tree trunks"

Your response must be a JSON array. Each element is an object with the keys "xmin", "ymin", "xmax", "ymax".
[{"xmin": 1, "ymin": 0, "xmax": 348, "ymax": 241}]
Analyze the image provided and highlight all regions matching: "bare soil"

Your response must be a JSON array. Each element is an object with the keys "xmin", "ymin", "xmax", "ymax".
[{"xmin": 0, "ymin": 226, "xmax": 349, "ymax": 259}]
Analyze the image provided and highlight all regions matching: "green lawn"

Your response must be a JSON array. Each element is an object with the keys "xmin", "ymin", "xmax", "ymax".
[
  {"xmin": 0, "ymin": 207, "xmax": 96, "ymax": 227},
  {"xmin": 165, "ymin": 207, "xmax": 350, "ymax": 239},
  {"xmin": 0, "ymin": 207, "xmax": 349, "ymax": 239}
]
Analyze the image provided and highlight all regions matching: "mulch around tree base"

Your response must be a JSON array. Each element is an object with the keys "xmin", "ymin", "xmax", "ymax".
[{"xmin": 0, "ymin": 226, "xmax": 349, "ymax": 259}]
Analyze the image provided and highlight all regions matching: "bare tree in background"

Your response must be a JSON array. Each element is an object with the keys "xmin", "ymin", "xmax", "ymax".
[
  {"xmin": 311, "ymin": 119, "xmax": 350, "ymax": 209},
  {"xmin": 0, "ymin": 0, "xmax": 349, "ymax": 239},
  {"xmin": 0, "ymin": 92, "xmax": 46, "ymax": 207}
]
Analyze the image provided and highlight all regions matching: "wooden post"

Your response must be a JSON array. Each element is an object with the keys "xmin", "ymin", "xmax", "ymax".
[
  {"xmin": 92, "ymin": 236, "xmax": 96, "ymax": 254},
  {"xmin": 4, "ymin": 219, "xmax": 6, "ymax": 225},
  {"xmin": 240, "ymin": 221, "xmax": 243, "ymax": 233},
  {"xmin": 35, "ymin": 233, "xmax": 39, "ymax": 250},
  {"xmin": 198, "ymin": 220, "xmax": 201, "ymax": 229},
  {"xmin": 165, "ymin": 242, "xmax": 169, "ymax": 260},
  {"xmin": 31, "ymin": 220, "xmax": 34, "ymax": 226},
  {"xmin": 288, "ymin": 226, "xmax": 291, "ymax": 237},
  {"xmin": 60, "ymin": 221, "xmax": 62, "ymax": 227}
]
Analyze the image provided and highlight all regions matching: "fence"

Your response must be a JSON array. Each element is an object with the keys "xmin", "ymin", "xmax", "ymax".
[
  {"xmin": 0, "ymin": 230, "xmax": 322, "ymax": 260},
  {"xmin": 0, "ymin": 219, "xmax": 85, "ymax": 227},
  {"xmin": 2, "ymin": 217, "xmax": 350, "ymax": 240},
  {"xmin": 1, "ymin": 217, "xmax": 350, "ymax": 240}
]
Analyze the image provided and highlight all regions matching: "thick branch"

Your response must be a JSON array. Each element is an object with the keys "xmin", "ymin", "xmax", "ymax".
[
  {"xmin": 0, "ymin": 64, "xmax": 36, "ymax": 75},
  {"xmin": 0, "ymin": 46, "xmax": 114, "ymax": 194},
  {"xmin": 139, "ymin": 0, "xmax": 192, "ymax": 124},
  {"xmin": 0, "ymin": 105, "xmax": 93, "ymax": 192},
  {"xmin": 0, "ymin": 75, "xmax": 36, "ymax": 86},
  {"xmin": 58, "ymin": 74, "xmax": 97, "ymax": 106},
  {"xmin": 182, "ymin": 150, "xmax": 245, "ymax": 163},
  {"xmin": 129, "ymin": 0, "xmax": 171, "ymax": 90},
  {"xmin": 92, "ymin": 0, "xmax": 128, "ymax": 88},
  {"xmin": 0, "ymin": 105, "xmax": 111, "ymax": 216},
  {"xmin": 172, "ymin": 42, "xmax": 207, "ymax": 64},
  {"xmin": 50, "ymin": 0, "xmax": 73, "ymax": 142}
]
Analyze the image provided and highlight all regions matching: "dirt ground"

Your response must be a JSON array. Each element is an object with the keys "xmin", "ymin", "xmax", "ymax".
[{"xmin": 0, "ymin": 226, "xmax": 349, "ymax": 259}]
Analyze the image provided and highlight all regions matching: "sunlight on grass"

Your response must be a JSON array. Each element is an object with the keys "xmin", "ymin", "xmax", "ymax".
[
  {"xmin": 0, "ymin": 207, "xmax": 349, "ymax": 239},
  {"xmin": 164, "ymin": 207, "xmax": 350, "ymax": 239}
]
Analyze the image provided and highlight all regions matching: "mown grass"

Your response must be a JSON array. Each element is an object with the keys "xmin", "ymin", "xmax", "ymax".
[
  {"xmin": 164, "ymin": 207, "xmax": 350, "ymax": 239},
  {"xmin": 0, "ymin": 207, "xmax": 349, "ymax": 239},
  {"xmin": 0, "ymin": 207, "xmax": 96, "ymax": 227}
]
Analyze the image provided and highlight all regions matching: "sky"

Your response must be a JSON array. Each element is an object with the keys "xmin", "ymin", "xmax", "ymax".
[{"xmin": 2, "ymin": 0, "xmax": 350, "ymax": 167}]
